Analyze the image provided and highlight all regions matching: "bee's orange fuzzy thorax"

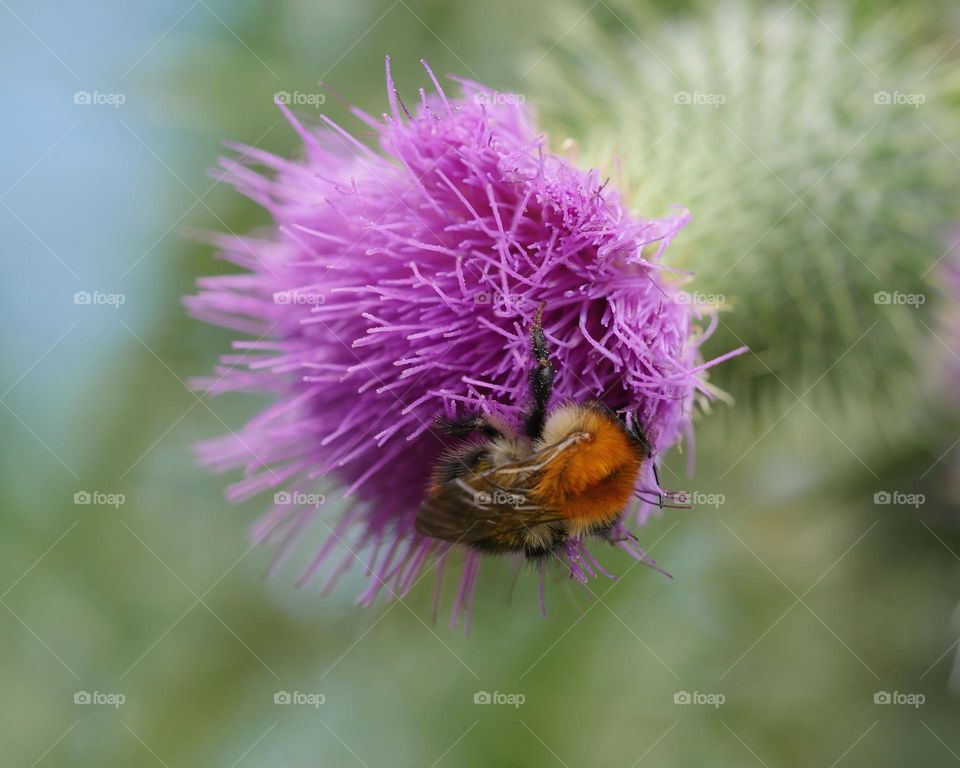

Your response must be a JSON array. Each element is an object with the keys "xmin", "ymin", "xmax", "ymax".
[{"xmin": 533, "ymin": 406, "xmax": 643, "ymax": 524}]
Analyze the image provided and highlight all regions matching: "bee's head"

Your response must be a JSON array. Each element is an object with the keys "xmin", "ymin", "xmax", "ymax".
[{"xmin": 569, "ymin": 401, "xmax": 654, "ymax": 459}]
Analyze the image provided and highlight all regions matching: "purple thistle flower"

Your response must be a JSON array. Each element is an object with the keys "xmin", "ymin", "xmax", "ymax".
[{"xmin": 187, "ymin": 58, "xmax": 744, "ymax": 625}]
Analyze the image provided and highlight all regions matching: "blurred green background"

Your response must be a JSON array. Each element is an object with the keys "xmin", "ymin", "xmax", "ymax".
[{"xmin": 3, "ymin": 0, "xmax": 960, "ymax": 765}]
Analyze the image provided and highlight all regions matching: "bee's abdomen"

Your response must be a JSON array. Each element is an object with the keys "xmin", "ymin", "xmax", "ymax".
[{"xmin": 559, "ymin": 462, "xmax": 641, "ymax": 535}]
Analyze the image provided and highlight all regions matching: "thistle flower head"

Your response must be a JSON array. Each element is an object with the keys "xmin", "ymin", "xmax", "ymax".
[{"xmin": 187, "ymin": 58, "xmax": 739, "ymax": 623}]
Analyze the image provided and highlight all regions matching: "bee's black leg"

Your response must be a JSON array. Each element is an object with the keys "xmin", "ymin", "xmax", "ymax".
[
  {"xmin": 524, "ymin": 302, "xmax": 554, "ymax": 440},
  {"xmin": 629, "ymin": 416, "xmax": 654, "ymax": 459},
  {"xmin": 436, "ymin": 415, "xmax": 502, "ymax": 439},
  {"xmin": 652, "ymin": 463, "xmax": 662, "ymax": 509}
]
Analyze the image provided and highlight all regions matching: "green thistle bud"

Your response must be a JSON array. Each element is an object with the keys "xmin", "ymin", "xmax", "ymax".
[{"xmin": 535, "ymin": 2, "xmax": 960, "ymax": 454}]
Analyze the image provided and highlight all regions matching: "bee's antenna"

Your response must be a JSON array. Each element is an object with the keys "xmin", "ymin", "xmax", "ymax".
[{"xmin": 533, "ymin": 300, "xmax": 546, "ymax": 328}]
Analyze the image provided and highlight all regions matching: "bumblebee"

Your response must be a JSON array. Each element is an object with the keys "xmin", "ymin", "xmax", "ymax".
[{"xmin": 415, "ymin": 304, "xmax": 654, "ymax": 559}]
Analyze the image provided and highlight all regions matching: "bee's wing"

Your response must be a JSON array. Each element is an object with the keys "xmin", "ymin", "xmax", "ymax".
[
  {"xmin": 416, "ymin": 469, "xmax": 565, "ymax": 546},
  {"xmin": 416, "ymin": 433, "xmax": 592, "ymax": 546},
  {"xmin": 415, "ymin": 481, "xmax": 503, "ymax": 545}
]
